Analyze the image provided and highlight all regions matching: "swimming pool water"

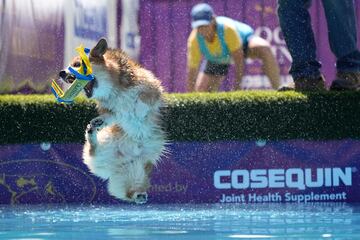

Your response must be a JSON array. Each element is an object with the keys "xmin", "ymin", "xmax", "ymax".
[{"xmin": 1, "ymin": 203, "xmax": 360, "ymax": 239}]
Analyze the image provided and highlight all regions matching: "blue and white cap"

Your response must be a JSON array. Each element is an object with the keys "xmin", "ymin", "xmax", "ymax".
[{"xmin": 191, "ymin": 3, "xmax": 214, "ymax": 29}]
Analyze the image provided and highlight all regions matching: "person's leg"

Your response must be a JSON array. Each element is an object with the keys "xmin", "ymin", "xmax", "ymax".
[
  {"xmin": 206, "ymin": 62, "xmax": 228, "ymax": 91},
  {"xmin": 195, "ymin": 72, "xmax": 224, "ymax": 92},
  {"xmin": 322, "ymin": 0, "xmax": 360, "ymax": 68},
  {"xmin": 277, "ymin": 0, "xmax": 325, "ymax": 91},
  {"xmin": 322, "ymin": 0, "xmax": 360, "ymax": 90},
  {"xmin": 246, "ymin": 36, "xmax": 280, "ymax": 89},
  {"xmin": 195, "ymin": 61, "xmax": 227, "ymax": 92},
  {"xmin": 194, "ymin": 72, "xmax": 224, "ymax": 92}
]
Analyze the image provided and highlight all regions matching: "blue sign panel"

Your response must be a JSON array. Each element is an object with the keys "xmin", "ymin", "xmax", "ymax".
[{"xmin": 74, "ymin": 0, "xmax": 107, "ymax": 40}]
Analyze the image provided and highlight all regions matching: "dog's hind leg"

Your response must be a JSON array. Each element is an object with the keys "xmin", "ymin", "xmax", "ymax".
[{"xmin": 85, "ymin": 128, "xmax": 97, "ymax": 156}]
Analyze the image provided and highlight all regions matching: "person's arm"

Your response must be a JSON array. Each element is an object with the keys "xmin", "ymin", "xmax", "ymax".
[
  {"xmin": 223, "ymin": 24, "xmax": 244, "ymax": 91},
  {"xmin": 231, "ymin": 48, "xmax": 245, "ymax": 91},
  {"xmin": 186, "ymin": 31, "xmax": 201, "ymax": 92},
  {"xmin": 187, "ymin": 67, "xmax": 199, "ymax": 92}
]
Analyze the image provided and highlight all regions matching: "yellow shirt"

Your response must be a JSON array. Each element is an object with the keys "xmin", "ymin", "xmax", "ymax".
[{"xmin": 187, "ymin": 23, "xmax": 242, "ymax": 69}]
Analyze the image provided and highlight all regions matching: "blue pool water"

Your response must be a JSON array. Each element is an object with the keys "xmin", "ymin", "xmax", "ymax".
[{"xmin": 1, "ymin": 203, "xmax": 360, "ymax": 239}]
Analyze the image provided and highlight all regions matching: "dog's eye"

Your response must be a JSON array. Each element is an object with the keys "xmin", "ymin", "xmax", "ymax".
[{"xmin": 72, "ymin": 62, "xmax": 81, "ymax": 68}]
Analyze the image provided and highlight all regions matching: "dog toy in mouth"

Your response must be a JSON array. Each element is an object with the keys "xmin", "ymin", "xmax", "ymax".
[{"xmin": 51, "ymin": 45, "xmax": 95, "ymax": 104}]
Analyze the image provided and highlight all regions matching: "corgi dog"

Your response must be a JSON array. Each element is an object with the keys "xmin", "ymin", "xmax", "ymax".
[{"xmin": 59, "ymin": 38, "xmax": 166, "ymax": 204}]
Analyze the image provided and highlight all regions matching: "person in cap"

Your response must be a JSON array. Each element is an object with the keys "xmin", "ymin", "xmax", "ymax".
[{"xmin": 187, "ymin": 3, "xmax": 280, "ymax": 92}]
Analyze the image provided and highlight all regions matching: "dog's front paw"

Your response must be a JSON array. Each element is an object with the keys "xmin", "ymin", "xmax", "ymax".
[
  {"xmin": 86, "ymin": 117, "xmax": 105, "ymax": 134},
  {"xmin": 91, "ymin": 117, "xmax": 104, "ymax": 128},
  {"xmin": 86, "ymin": 123, "xmax": 94, "ymax": 134}
]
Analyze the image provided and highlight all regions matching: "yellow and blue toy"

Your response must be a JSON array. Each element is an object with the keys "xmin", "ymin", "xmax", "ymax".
[{"xmin": 51, "ymin": 45, "xmax": 94, "ymax": 104}]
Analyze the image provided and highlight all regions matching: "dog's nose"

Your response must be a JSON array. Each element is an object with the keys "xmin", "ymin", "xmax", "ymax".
[
  {"xmin": 134, "ymin": 192, "xmax": 148, "ymax": 204},
  {"xmin": 59, "ymin": 70, "xmax": 67, "ymax": 80}
]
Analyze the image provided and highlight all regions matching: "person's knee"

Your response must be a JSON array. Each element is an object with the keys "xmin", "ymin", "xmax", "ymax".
[
  {"xmin": 195, "ymin": 83, "xmax": 207, "ymax": 91},
  {"xmin": 259, "ymin": 46, "xmax": 273, "ymax": 57},
  {"xmin": 195, "ymin": 75, "xmax": 210, "ymax": 91},
  {"xmin": 252, "ymin": 45, "xmax": 274, "ymax": 60},
  {"xmin": 248, "ymin": 36, "xmax": 270, "ymax": 49}
]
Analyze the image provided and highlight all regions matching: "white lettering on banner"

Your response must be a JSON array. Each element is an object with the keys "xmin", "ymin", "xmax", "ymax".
[
  {"xmin": 305, "ymin": 168, "xmax": 323, "ymax": 187},
  {"xmin": 250, "ymin": 26, "xmax": 292, "ymax": 65},
  {"xmin": 276, "ymin": 45, "xmax": 292, "ymax": 64},
  {"xmin": 213, "ymin": 170, "xmax": 231, "ymax": 189},
  {"xmin": 231, "ymin": 170, "xmax": 249, "ymax": 189},
  {"xmin": 242, "ymin": 25, "xmax": 293, "ymax": 89},
  {"xmin": 213, "ymin": 168, "xmax": 353, "ymax": 190},
  {"xmin": 219, "ymin": 193, "xmax": 246, "ymax": 203},
  {"xmin": 273, "ymin": 27, "xmax": 285, "ymax": 45},
  {"xmin": 250, "ymin": 169, "xmax": 267, "ymax": 188},
  {"xmin": 241, "ymin": 75, "xmax": 293, "ymax": 89},
  {"xmin": 248, "ymin": 192, "xmax": 282, "ymax": 203},
  {"xmin": 325, "ymin": 168, "xmax": 332, "ymax": 186},
  {"xmin": 284, "ymin": 192, "xmax": 347, "ymax": 203},
  {"xmin": 148, "ymin": 182, "xmax": 188, "ymax": 193},
  {"xmin": 255, "ymin": 26, "xmax": 286, "ymax": 45},
  {"xmin": 286, "ymin": 168, "xmax": 305, "ymax": 190},
  {"xmin": 268, "ymin": 169, "xmax": 285, "ymax": 188},
  {"xmin": 217, "ymin": 192, "xmax": 348, "ymax": 203}
]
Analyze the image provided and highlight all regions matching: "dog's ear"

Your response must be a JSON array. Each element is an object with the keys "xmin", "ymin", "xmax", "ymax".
[{"xmin": 91, "ymin": 38, "xmax": 108, "ymax": 57}]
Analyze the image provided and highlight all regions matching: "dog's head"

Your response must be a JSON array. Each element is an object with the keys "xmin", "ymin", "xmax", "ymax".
[
  {"xmin": 107, "ymin": 161, "xmax": 154, "ymax": 204},
  {"xmin": 59, "ymin": 38, "xmax": 126, "ymax": 101}
]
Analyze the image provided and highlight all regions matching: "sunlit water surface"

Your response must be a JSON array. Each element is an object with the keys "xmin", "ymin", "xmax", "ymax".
[{"xmin": 1, "ymin": 203, "xmax": 360, "ymax": 239}]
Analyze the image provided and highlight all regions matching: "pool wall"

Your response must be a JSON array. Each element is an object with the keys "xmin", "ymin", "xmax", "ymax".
[{"xmin": 0, "ymin": 140, "xmax": 359, "ymax": 204}]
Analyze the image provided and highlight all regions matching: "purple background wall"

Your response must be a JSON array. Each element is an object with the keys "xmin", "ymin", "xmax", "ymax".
[
  {"xmin": 139, "ymin": 0, "xmax": 360, "ymax": 92},
  {"xmin": 0, "ymin": 0, "xmax": 65, "ymax": 93},
  {"xmin": 1, "ymin": 0, "xmax": 360, "ymax": 93}
]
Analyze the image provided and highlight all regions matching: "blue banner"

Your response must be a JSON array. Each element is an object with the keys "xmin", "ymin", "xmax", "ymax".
[{"xmin": 73, "ymin": 0, "xmax": 107, "ymax": 40}]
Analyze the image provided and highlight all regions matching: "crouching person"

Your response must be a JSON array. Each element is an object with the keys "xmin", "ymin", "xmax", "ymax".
[{"xmin": 187, "ymin": 3, "xmax": 280, "ymax": 92}]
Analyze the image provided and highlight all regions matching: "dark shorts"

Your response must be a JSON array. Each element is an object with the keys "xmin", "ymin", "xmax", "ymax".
[
  {"xmin": 203, "ymin": 61, "xmax": 230, "ymax": 76},
  {"xmin": 202, "ymin": 40, "xmax": 250, "ymax": 76}
]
